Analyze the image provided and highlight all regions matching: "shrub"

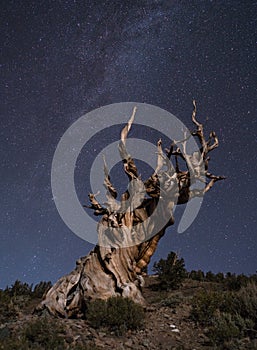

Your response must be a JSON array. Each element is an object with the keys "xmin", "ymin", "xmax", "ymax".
[
  {"xmin": 205, "ymin": 271, "xmax": 215, "ymax": 282},
  {"xmin": 208, "ymin": 312, "xmax": 254, "ymax": 347},
  {"xmin": 224, "ymin": 273, "xmax": 248, "ymax": 291},
  {"xmin": 153, "ymin": 252, "xmax": 187, "ymax": 290},
  {"xmin": 0, "ymin": 337, "xmax": 32, "ymax": 350},
  {"xmin": 208, "ymin": 312, "xmax": 241, "ymax": 345},
  {"xmin": 0, "ymin": 317, "xmax": 66, "ymax": 350},
  {"xmin": 189, "ymin": 270, "xmax": 205, "ymax": 281},
  {"xmin": 249, "ymin": 273, "xmax": 257, "ymax": 285},
  {"xmin": 33, "ymin": 281, "xmax": 52, "ymax": 298},
  {"xmin": 23, "ymin": 317, "xmax": 65, "ymax": 349},
  {"xmin": 6, "ymin": 280, "xmax": 33, "ymax": 297},
  {"xmin": 160, "ymin": 293, "xmax": 183, "ymax": 308},
  {"xmin": 215, "ymin": 272, "xmax": 225, "ymax": 283},
  {"xmin": 86, "ymin": 296, "xmax": 145, "ymax": 334},
  {"xmin": 86, "ymin": 299, "xmax": 107, "ymax": 329},
  {"xmin": 190, "ymin": 290, "xmax": 223, "ymax": 325},
  {"xmin": 0, "ymin": 290, "xmax": 19, "ymax": 322},
  {"xmin": 205, "ymin": 271, "xmax": 225, "ymax": 283},
  {"xmin": 190, "ymin": 284, "xmax": 257, "ymax": 346},
  {"xmin": 236, "ymin": 283, "xmax": 257, "ymax": 327}
]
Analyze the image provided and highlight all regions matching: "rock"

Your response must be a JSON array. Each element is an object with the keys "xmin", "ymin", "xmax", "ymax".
[
  {"xmin": 145, "ymin": 306, "xmax": 155, "ymax": 312},
  {"xmin": 140, "ymin": 339, "xmax": 150, "ymax": 347},
  {"xmin": 98, "ymin": 331, "xmax": 106, "ymax": 337},
  {"xmin": 72, "ymin": 323, "xmax": 83, "ymax": 329},
  {"xmin": 89, "ymin": 328, "xmax": 99, "ymax": 338},
  {"xmin": 171, "ymin": 328, "xmax": 180, "ymax": 333},
  {"xmin": 203, "ymin": 327, "xmax": 209, "ymax": 334},
  {"xmin": 94, "ymin": 338, "xmax": 106, "ymax": 348},
  {"xmin": 105, "ymin": 339, "xmax": 117, "ymax": 346},
  {"xmin": 64, "ymin": 335, "xmax": 73, "ymax": 344},
  {"xmin": 124, "ymin": 339, "xmax": 133, "ymax": 348}
]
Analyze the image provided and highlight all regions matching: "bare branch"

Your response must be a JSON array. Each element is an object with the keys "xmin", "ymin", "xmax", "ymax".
[
  {"xmin": 207, "ymin": 131, "xmax": 219, "ymax": 152},
  {"xmin": 118, "ymin": 107, "xmax": 139, "ymax": 180},
  {"xmin": 103, "ymin": 155, "xmax": 117, "ymax": 199},
  {"xmin": 85, "ymin": 192, "xmax": 108, "ymax": 216},
  {"xmin": 154, "ymin": 139, "xmax": 164, "ymax": 174},
  {"xmin": 120, "ymin": 106, "xmax": 137, "ymax": 144}
]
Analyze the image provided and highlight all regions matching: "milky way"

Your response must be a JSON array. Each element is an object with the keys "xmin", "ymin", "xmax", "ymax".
[{"xmin": 1, "ymin": 1, "xmax": 256, "ymax": 288}]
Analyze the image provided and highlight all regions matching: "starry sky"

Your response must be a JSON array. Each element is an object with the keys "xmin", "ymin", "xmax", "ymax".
[{"xmin": 1, "ymin": 0, "xmax": 256, "ymax": 288}]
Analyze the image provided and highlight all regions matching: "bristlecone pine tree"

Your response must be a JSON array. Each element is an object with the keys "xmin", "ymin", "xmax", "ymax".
[{"xmin": 36, "ymin": 101, "xmax": 225, "ymax": 318}]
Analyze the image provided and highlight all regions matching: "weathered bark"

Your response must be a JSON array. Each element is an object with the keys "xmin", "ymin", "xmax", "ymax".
[{"xmin": 36, "ymin": 102, "xmax": 225, "ymax": 318}]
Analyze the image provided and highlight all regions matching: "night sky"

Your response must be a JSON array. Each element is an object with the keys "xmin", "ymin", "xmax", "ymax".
[{"xmin": 1, "ymin": 1, "xmax": 256, "ymax": 288}]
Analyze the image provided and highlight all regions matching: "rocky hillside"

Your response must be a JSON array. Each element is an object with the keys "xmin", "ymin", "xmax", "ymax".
[{"xmin": 0, "ymin": 274, "xmax": 257, "ymax": 350}]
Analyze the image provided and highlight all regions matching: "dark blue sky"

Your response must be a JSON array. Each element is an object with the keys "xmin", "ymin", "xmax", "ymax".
[{"xmin": 1, "ymin": 0, "xmax": 256, "ymax": 288}]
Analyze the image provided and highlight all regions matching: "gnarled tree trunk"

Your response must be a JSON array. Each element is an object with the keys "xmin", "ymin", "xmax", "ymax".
[{"xmin": 36, "ymin": 102, "xmax": 224, "ymax": 318}]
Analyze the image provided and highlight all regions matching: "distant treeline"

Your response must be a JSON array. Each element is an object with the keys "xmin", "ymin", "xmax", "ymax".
[
  {"xmin": 1, "ymin": 280, "xmax": 52, "ymax": 298},
  {"xmin": 152, "ymin": 251, "xmax": 257, "ymax": 291},
  {"xmin": 188, "ymin": 270, "xmax": 257, "ymax": 290}
]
